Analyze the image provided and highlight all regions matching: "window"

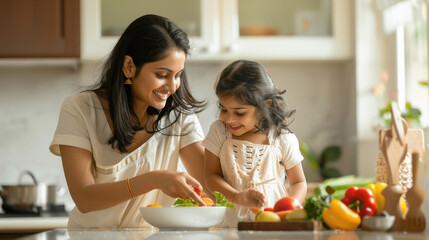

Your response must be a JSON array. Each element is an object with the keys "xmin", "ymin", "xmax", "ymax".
[
  {"xmin": 377, "ymin": 0, "xmax": 428, "ymax": 128},
  {"xmin": 404, "ymin": 0, "xmax": 428, "ymax": 127}
]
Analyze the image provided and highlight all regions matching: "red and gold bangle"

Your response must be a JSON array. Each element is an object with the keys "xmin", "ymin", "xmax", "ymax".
[{"xmin": 126, "ymin": 178, "xmax": 135, "ymax": 199}]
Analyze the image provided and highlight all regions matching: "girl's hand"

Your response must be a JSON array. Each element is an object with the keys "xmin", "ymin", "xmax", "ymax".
[
  {"xmin": 235, "ymin": 188, "xmax": 266, "ymax": 208},
  {"xmin": 156, "ymin": 171, "xmax": 206, "ymax": 206}
]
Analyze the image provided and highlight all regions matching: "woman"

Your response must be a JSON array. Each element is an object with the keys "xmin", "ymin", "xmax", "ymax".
[{"xmin": 50, "ymin": 14, "xmax": 207, "ymax": 229}]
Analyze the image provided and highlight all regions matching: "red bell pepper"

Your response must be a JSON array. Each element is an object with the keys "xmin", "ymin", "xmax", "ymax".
[
  {"xmin": 191, "ymin": 186, "xmax": 206, "ymax": 197},
  {"xmin": 341, "ymin": 186, "xmax": 378, "ymax": 218}
]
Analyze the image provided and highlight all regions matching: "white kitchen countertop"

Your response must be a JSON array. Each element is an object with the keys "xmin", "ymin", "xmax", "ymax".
[
  {"xmin": 12, "ymin": 228, "xmax": 429, "ymax": 240},
  {"xmin": 0, "ymin": 216, "xmax": 68, "ymax": 233}
]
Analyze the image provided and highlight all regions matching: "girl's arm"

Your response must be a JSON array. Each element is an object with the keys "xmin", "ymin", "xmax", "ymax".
[
  {"xmin": 286, "ymin": 163, "xmax": 307, "ymax": 203},
  {"xmin": 60, "ymin": 145, "xmax": 206, "ymax": 213},
  {"xmin": 204, "ymin": 150, "xmax": 265, "ymax": 208}
]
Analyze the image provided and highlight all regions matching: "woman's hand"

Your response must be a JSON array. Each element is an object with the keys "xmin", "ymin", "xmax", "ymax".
[
  {"xmin": 235, "ymin": 188, "xmax": 266, "ymax": 209},
  {"xmin": 156, "ymin": 171, "xmax": 206, "ymax": 206}
]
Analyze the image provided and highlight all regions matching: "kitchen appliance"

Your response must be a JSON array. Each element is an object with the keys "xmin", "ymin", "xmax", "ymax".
[{"xmin": 0, "ymin": 170, "xmax": 68, "ymax": 217}]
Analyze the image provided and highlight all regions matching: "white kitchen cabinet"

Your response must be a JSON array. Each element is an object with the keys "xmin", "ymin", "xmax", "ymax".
[
  {"xmin": 219, "ymin": 0, "xmax": 353, "ymax": 61},
  {"xmin": 81, "ymin": 0, "xmax": 352, "ymax": 61},
  {"xmin": 81, "ymin": 0, "xmax": 219, "ymax": 60}
]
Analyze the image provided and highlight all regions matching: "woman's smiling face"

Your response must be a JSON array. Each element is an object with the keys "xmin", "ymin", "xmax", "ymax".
[
  {"xmin": 218, "ymin": 95, "xmax": 260, "ymax": 137},
  {"xmin": 131, "ymin": 49, "xmax": 185, "ymax": 110}
]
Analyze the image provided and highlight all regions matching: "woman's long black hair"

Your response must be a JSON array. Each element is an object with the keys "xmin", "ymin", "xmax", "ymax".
[
  {"xmin": 215, "ymin": 60, "xmax": 295, "ymax": 137},
  {"xmin": 92, "ymin": 14, "xmax": 206, "ymax": 153}
]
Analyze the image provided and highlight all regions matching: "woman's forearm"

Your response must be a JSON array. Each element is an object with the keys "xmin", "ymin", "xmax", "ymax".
[
  {"xmin": 72, "ymin": 171, "xmax": 160, "ymax": 213},
  {"xmin": 179, "ymin": 142, "xmax": 206, "ymax": 194}
]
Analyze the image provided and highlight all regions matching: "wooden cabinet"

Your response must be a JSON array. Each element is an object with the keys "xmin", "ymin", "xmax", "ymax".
[{"xmin": 0, "ymin": 0, "xmax": 80, "ymax": 58}]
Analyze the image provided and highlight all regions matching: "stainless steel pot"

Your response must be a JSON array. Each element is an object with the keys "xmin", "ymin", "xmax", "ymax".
[
  {"xmin": 0, "ymin": 170, "xmax": 64, "ymax": 212},
  {"xmin": 0, "ymin": 185, "xmax": 38, "ymax": 212}
]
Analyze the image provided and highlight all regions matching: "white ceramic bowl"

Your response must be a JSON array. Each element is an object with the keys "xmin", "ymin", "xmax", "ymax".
[
  {"xmin": 361, "ymin": 215, "xmax": 395, "ymax": 231},
  {"xmin": 139, "ymin": 207, "xmax": 227, "ymax": 230}
]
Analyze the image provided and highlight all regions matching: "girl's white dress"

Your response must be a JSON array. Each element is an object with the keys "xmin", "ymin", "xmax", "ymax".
[
  {"xmin": 50, "ymin": 91, "xmax": 204, "ymax": 229},
  {"xmin": 202, "ymin": 120, "xmax": 303, "ymax": 227}
]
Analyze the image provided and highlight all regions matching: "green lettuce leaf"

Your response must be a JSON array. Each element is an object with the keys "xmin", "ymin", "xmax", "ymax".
[
  {"xmin": 214, "ymin": 191, "xmax": 235, "ymax": 208},
  {"xmin": 172, "ymin": 198, "xmax": 198, "ymax": 207},
  {"xmin": 171, "ymin": 191, "xmax": 235, "ymax": 208}
]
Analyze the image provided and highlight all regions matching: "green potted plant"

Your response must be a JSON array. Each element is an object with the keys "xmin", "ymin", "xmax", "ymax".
[
  {"xmin": 379, "ymin": 101, "xmax": 421, "ymax": 128},
  {"xmin": 299, "ymin": 142, "xmax": 342, "ymax": 179}
]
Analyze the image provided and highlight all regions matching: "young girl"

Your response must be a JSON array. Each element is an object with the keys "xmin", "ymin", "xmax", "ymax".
[{"xmin": 203, "ymin": 60, "xmax": 307, "ymax": 226}]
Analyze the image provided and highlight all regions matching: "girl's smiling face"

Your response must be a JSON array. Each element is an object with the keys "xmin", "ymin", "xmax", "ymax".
[
  {"xmin": 218, "ymin": 95, "xmax": 260, "ymax": 137},
  {"xmin": 130, "ymin": 49, "xmax": 185, "ymax": 111}
]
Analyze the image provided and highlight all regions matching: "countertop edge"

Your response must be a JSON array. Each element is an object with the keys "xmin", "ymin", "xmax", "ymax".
[{"xmin": 0, "ymin": 217, "xmax": 68, "ymax": 233}]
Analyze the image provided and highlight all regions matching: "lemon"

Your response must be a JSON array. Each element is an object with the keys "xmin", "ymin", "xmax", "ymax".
[{"xmin": 255, "ymin": 211, "xmax": 281, "ymax": 222}]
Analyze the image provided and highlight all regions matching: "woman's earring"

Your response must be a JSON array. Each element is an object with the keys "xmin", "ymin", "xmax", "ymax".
[{"xmin": 124, "ymin": 79, "xmax": 132, "ymax": 85}]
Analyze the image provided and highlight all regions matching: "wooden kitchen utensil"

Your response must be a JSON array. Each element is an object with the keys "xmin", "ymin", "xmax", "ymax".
[
  {"xmin": 377, "ymin": 102, "xmax": 425, "ymax": 232},
  {"xmin": 404, "ymin": 152, "xmax": 426, "ymax": 232},
  {"xmin": 379, "ymin": 103, "xmax": 408, "ymax": 231},
  {"xmin": 380, "ymin": 103, "xmax": 408, "ymax": 185}
]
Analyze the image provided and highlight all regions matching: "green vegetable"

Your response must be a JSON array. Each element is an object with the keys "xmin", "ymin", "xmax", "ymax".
[
  {"xmin": 315, "ymin": 175, "xmax": 375, "ymax": 199},
  {"xmin": 304, "ymin": 175, "xmax": 375, "ymax": 222},
  {"xmin": 171, "ymin": 191, "xmax": 235, "ymax": 208},
  {"xmin": 303, "ymin": 186, "xmax": 334, "ymax": 220},
  {"xmin": 214, "ymin": 191, "xmax": 235, "ymax": 208},
  {"xmin": 172, "ymin": 198, "xmax": 199, "ymax": 207}
]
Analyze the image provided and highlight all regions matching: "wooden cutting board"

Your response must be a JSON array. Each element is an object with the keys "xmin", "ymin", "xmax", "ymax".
[{"xmin": 238, "ymin": 221, "xmax": 323, "ymax": 231}]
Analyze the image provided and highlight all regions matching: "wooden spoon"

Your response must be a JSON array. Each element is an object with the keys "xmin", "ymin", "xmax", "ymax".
[
  {"xmin": 379, "ymin": 104, "xmax": 408, "ymax": 231},
  {"xmin": 404, "ymin": 152, "xmax": 426, "ymax": 232}
]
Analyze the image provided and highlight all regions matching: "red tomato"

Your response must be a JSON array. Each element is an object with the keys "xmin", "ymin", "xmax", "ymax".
[
  {"xmin": 264, "ymin": 207, "xmax": 274, "ymax": 212},
  {"xmin": 273, "ymin": 197, "xmax": 302, "ymax": 212}
]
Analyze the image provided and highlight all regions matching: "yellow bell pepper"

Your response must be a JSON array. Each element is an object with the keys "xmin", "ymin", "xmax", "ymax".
[
  {"xmin": 366, "ymin": 183, "xmax": 407, "ymax": 216},
  {"xmin": 322, "ymin": 199, "xmax": 361, "ymax": 231}
]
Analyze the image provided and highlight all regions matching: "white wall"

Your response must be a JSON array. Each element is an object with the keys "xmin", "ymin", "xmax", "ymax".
[{"xmin": 0, "ymin": 59, "xmax": 355, "ymax": 210}]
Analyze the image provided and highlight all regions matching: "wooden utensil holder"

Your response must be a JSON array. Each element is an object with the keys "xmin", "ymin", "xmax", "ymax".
[{"xmin": 377, "ymin": 103, "xmax": 425, "ymax": 232}]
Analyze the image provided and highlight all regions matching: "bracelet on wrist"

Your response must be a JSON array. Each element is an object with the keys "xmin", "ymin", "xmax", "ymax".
[{"xmin": 126, "ymin": 178, "xmax": 135, "ymax": 199}]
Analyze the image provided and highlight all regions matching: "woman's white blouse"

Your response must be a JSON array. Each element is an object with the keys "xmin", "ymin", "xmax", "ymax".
[{"xmin": 50, "ymin": 91, "xmax": 204, "ymax": 229}]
